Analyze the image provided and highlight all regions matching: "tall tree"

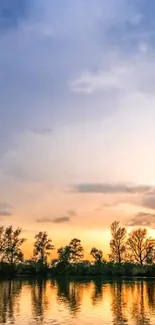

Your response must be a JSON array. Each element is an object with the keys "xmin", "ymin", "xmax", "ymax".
[
  {"xmin": 57, "ymin": 245, "xmax": 71, "ymax": 264},
  {"xmin": 90, "ymin": 247, "xmax": 103, "ymax": 264},
  {"xmin": 0, "ymin": 226, "xmax": 4, "ymax": 261},
  {"xmin": 2, "ymin": 226, "xmax": 26, "ymax": 265},
  {"xmin": 55, "ymin": 245, "xmax": 71, "ymax": 273},
  {"xmin": 109, "ymin": 221, "xmax": 126, "ymax": 263},
  {"xmin": 33, "ymin": 231, "xmax": 54, "ymax": 265},
  {"xmin": 69, "ymin": 238, "xmax": 84, "ymax": 263},
  {"xmin": 127, "ymin": 228, "xmax": 155, "ymax": 265}
]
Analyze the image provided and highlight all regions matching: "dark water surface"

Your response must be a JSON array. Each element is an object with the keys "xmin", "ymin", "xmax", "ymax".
[{"xmin": 0, "ymin": 279, "xmax": 155, "ymax": 324}]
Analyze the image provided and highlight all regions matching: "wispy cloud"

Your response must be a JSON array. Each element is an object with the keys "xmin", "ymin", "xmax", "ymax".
[
  {"xmin": 36, "ymin": 216, "xmax": 70, "ymax": 224},
  {"xmin": 36, "ymin": 217, "xmax": 53, "ymax": 223},
  {"xmin": 70, "ymin": 65, "xmax": 128, "ymax": 94},
  {"xmin": 32, "ymin": 128, "xmax": 53, "ymax": 136},
  {"xmin": 0, "ymin": 202, "xmax": 12, "ymax": 217},
  {"xmin": 70, "ymin": 54, "xmax": 155, "ymax": 95},
  {"xmin": 141, "ymin": 195, "xmax": 155, "ymax": 210},
  {"xmin": 36, "ymin": 209, "xmax": 77, "ymax": 224},
  {"xmin": 73, "ymin": 183, "xmax": 152, "ymax": 194},
  {"xmin": 52, "ymin": 216, "xmax": 70, "ymax": 224},
  {"xmin": 0, "ymin": 210, "xmax": 12, "ymax": 216},
  {"xmin": 67, "ymin": 210, "xmax": 76, "ymax": 217},
  {"xmin": 126, "ymin": 212, "xmax": 155, "ymax": 228},
  {"xmin": 75, "ymin": 183, "xmax": 155, "ymax": 212}
]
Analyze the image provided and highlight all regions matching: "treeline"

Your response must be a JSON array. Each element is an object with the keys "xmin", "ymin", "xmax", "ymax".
[{"xmin": 0, "ymin": 222, "xmax": 155, "ymax": 277}]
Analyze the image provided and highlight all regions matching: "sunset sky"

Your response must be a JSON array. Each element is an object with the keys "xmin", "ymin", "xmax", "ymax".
[{"xmin": 1, "ymin": 0, "xmax": 155, "ymax": 258}]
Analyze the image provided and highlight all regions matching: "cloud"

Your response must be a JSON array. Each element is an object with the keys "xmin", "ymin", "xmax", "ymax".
[
  {"xmin": 94, "ymin": 200, "xmax": 124, "ymax": 211},
  {"xmin": 32, "ymin": 128, "xmax": 53, "ymax": 136},
  {"xmin": 74, "ymin": 183, "xmax": 155, "ymax": 212},
  {"xmin": 126, "ymin": 212, "xmax": 155, "ymax": 228},
  {"xmin": 23, "ymin": 228, "xmax": 37, "ymax": 234},
  {"xmin": 52, "ymin": 216, "xmax": 70, "ymax": 224},
  {"xmin": 36, "ymin": 217, "xmax": 53, "ymax": 223},
  {"xmin": 70, "ymin": 66, "xmax": 128, "ymax": 94},
  {"xmin": 67, "ymin": 210, "xmax": 76, "ymax": 217},
  {"xmin": 70, "ymin": 53, "xmax": 155, "ymax": 95},
  {"xmin": 141, "ymin": 195, "xmax": 155, "ymax": 210},
  {"xmin": 0, "ymin": 210, "xmax": 12, "ymax": 216},
  {"xmin": 36, "ymin": 210, "xmax": 76, "ymax": 224},
  {"xmin": 36, "ymin": 216, "xmax": 70, "ymax": 224},
  {"xmin": 0, "ymin": 202, "xmax": 12, "ymax": 216},
  {"xmin": 94, "ymin": 207, "xmax": 103, "ymax": 212},
  {"xmin": 73, "ymin": 183, "xmax": 152, "ymax": 194}
]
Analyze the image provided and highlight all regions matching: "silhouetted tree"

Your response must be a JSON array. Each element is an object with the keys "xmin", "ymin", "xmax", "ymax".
[
  {"xmin": 57, "ymin": 245, "xmax": 71, "ymax": 263},
  {"xmin": 54, "ymin": 245, "xmax": 72, "ymax": 273},
  {"xmin": 69, "ymin": 238, "xmax": 84, "ymax": 263},
  {"xmin": 90, "ymin": 247, "xmax": 103, "ymax": 264},
  {"xmin": 0, "ymin": 226, "xmax": 4, "ymax": 261},
  {"xmin": 109, "ymin": 221, "xmax": 126, "ymax": 263},
  {"xmin": 2, "ymin": 226, "xmax": 26, "ymax": 266},
  {"xmin": 127, "ymin": 228, "xmax": 155, "ymax": 265},
  {"xmin": 33, "ymin": 231, "xmax": 54, "ymax": 266}
]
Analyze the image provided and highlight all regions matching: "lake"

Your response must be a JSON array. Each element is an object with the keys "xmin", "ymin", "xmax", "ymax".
[{"xmin": 0, "ymin": 278, "xmax": 155, "ymax": 324}]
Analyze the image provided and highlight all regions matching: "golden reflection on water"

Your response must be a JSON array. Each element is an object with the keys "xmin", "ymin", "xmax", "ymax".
[{"xmin": 0, "ymin": 279, "xmax": 155, "ymax": 324}]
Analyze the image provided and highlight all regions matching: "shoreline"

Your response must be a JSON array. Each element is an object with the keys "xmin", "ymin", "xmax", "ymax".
[{"xmin": 1, "ymin": 274, "xmax": 155, "ymax": 281}]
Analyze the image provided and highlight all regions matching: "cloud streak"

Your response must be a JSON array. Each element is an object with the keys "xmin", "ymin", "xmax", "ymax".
[
  {"xmin": 36, "ymin": 209, "xmax": 77, "ymax": 224},
  {"xmin": 0, "ymin": 210, "xmax": 12, "ymax": 216},
  {"xmin": 32, "ymin": 128, "xmax": 53, "ymax": 136},
  {"xmin": 73, "ymin": 183, "xmax": 153, "ymax": 194},
  {"xmin": 52, "ymin": 216, "xmax": 70, "ymax": 224},
  {"xmin": 141, "ymin": 195, "xmax": 155, "ymax": 210},
  {"xmin": 127, "ymin": 212, "xmax": 155, "ymax": 228},
  {"xmin": 0, "ymin": 202, "xmax": 12, "ymax": 217},
  {"xmin": 36, "ymin": 216, "xmax": 70, "ymax": 224},
  {"xmin": 67, "ymin": 210, "xmax": 76, "ymax": 217},
  {"xmin": 74, "ymin": 183, "xmax": 155, "ymax": 212}
]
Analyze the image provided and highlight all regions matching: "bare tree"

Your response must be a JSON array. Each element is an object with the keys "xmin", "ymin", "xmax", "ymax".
[
  {"xmin": 109, "ymin": 221, "xmax": 126, "ymax": 263},
  {"xmin": 33, "ymin": 231, "xmax": 54, "ymax": 265},
  {"xmin": 127, "ymin": 228, "xmax": 155, "ymax": 265},
  {"xmin": 69, "ymin": 238, "xmax": 84, "ymax": 263},
  {"xmin": 57, "ymin": 245, "xmax": 71, "ymax": 264},
  {"xmin": 90, "ymin": 247, "xmax": 103, "ymax": 264},
  {"xmin": 2, "ymin": 226, "xmax": 26, "ymax": 265},
  {"xmin": 0, "ymin": 227, "xmax": 4, "ymax": 262}
]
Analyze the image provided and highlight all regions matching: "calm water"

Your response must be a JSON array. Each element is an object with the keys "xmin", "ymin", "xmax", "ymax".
[{"xmin": 0, "ymin": 279, "xmax": 155, "ymax": 324}]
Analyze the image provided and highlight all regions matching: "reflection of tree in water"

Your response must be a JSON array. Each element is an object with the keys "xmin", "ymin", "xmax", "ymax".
[
  {"xmin": 146, "ymin": 281, "xmax": 155, "ymax": 313},
  {"xmin": 110, "ymin": 282, "xmax": 128, "ymax": 325},
  {"xmin": 31, "ymin": 279, "xmax": 48, "ymax": 322},
  {"xmin": 0, "ymin": 281, "xmax": 22, "ymax": 324},
  {"xmin": 56, "ymin": 279, "xmax": 88, "ymax": 316},
  {"xmin": 91, "ymin": 278, "xmax": 103, "ymax": 305},
  {"xmin": 131, "ymin": 282, "xmax": 150, "ymax": 325}
]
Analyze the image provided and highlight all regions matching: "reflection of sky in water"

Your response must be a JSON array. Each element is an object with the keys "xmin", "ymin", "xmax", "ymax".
[{"xmin": 0, "ymin": 280, "xmax": 155, "ymax": 324}]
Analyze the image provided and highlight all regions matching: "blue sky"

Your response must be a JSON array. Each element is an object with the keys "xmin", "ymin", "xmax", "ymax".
[{"xmin": 1, "ymin": 0, "xmax": 155, "ymax": 255}]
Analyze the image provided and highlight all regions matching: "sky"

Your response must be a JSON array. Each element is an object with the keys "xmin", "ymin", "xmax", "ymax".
[{"xmin": 1, "ymin": 0, "xmax": 155, "ymax": 258}]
